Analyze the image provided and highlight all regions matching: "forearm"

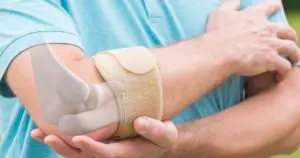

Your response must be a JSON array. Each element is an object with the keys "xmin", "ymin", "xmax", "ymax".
[
  {"xmin": 64, "ymin": 38, "xmax": 235, "ymax": 120},
  {"xmin": 153, "ymin": 38, "xmax": 235, "ymax": 119},
  {"xmin": 6, "ymin": 40, "xmax": 234, "ymax": 143},
  {"xmin": 170, "ymin": 69, "xmax": 300, "ymax": 158}
]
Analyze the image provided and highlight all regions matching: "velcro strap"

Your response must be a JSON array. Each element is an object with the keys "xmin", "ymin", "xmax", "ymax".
[{"xmin": 93, "ymin": 47, "xmax": 163, "ymax": 139}]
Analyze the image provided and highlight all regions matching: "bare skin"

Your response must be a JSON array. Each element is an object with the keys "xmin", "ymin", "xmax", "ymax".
[
  {"xmin": 5, "ymin": 0, "xmax": 299, "ymax": 153},
  {"xmin": 31, "ymin": 69, "xmax": 300, "ymax": 158},
  {"xmin": 60, "ymin": 0, "xmax": 299, "ymax": 139}
]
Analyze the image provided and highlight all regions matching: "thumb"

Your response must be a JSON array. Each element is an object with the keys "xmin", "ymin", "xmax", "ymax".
[
  {"xmin": 134, "ymin": 117, "xmax": 178, "ymax": 148},
  {"xmin": 219, "ymin": 0, "xmax": 240, "ymax": 11}
]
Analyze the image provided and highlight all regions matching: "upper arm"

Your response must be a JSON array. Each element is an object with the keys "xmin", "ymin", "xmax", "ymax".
[
  {"xmin": 0, "ymin": 0, "xmax": 83, "ymax": 96},
  {"xmin": 5, "ymin": 42, "xmax": 113, "ymax": 147},
  {"xmin": 6, "ymin": 44, "xmax": 86, "ymax": 145},
  {"xmin": 5, "ymin": 43, "xmax": 116, "ymax": 146},
  {"xmin": 0, "ymin": 0, "xmax": 84, "ymax": 145}
]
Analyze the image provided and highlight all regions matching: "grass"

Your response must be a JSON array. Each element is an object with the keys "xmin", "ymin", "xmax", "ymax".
[{"xmin": 274, "ymin": 10, "xmax": 300, "ymax": 158}]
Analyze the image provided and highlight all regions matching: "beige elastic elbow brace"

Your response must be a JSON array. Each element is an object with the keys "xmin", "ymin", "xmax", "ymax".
[
  {"xmin": 94, "ymin": 47, "xmax": 163, "ymax": 139},
  {"xmin": 31, "ymin": 44, "xmax": 163, "ymax": 139}
]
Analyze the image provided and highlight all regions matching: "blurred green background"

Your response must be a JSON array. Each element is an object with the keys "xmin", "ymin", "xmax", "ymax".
[
  {"xmin": 285, "ymin": 1, "xmax": 299, "ymax": 45},
  {"xmin": 287, "ymin": 12, "xmax": 300, "ymax": 45},
  {"xmin": 274, "ymin": 1, "xmax": 299, "ymax": 158}
]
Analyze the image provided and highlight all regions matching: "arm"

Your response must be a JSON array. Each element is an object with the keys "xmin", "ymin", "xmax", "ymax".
[
  {"xmin": 171, "ymin": 68, "xmax": 300, "ymax": 158},
  {"xmin": 31, "ymin": 69, "xmax": 300, "ymax": 158},
  {"xmin": 28, "ymin": 0, "xmax": 299, "ymax": 157},
  {"xmin": 170, "ymin": 1, "xmax": 300, "ymax": 157},
  {"xmin": 0, "ymin": 0, "xmax": 85, "ymax": 145},
  {"xmin": 4, "ymin": 0, "xmax": 298, "ymax": 145},
  {"xmin": 5, "ymin": 38, "xmax": 234, "ymax": 141}
]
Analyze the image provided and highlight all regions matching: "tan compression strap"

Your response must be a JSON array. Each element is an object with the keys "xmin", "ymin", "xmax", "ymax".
[{"xmin": 93, "ymin": 47, "xmax": 163, "ymax": 139}]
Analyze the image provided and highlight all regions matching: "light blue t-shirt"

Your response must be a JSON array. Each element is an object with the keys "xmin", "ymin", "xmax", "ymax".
[{"xmin": 0, "ymin": 0, "xmax": 287, "ymax": 157}]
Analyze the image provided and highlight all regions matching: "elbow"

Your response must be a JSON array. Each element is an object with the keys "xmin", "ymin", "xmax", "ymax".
[{"xmin": 35, "ymin": 121, "xmax": 76, "ymax": 146}]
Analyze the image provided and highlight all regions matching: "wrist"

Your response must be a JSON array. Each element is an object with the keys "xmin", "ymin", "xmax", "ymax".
[
  {"xmin": 276, "ymin": 68, "xmax": 300, "ymax": 116},
  {"xmin": 164, "ymin": 124, "xmax": 204, "ymax": 158},
  {"xmin": 195, "ymin": 34, "xmax": 238, "ymax": 77}
]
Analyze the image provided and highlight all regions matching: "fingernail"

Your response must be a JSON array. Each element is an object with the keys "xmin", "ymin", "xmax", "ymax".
[
  {"xmin": 44, "ymin": 138, "xmax": 52, "ymax": 147},
  {"xmin": 76, "ymin": 142, "xmax": 85, "ymax": 149},
  {"xmin": 32, "ymin": 128, "xmax": 42, "ymax": 136},
  {"xmin": 31, "ymin": 131, "xmax": 37, "ymax": 138},
  {"xmin": 137, "ymin": 118, "xmax": 149, "ymax": 134},
  {"xmin": 44, "ymin": 137, "xmax": 53, "ymax": 146},
  {"xmin": 73, "ymin": 137, "xmax": 84, "ymax": 149}
]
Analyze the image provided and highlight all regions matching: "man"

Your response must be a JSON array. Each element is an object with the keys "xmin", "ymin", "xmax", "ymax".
[{"xmin": 0, "ymin": 0, "xmax": 299, "ymax": 158}]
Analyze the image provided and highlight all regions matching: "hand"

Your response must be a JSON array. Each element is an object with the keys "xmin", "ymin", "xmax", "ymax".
[
  {"xmin": 203, "ymin": 0, "xmax": 299, "ymax": 77},
  {"xmin": 31, "ymin": 130, "xmax": 93, "ymax": 158},
  {"xmin": 31, "ymin": 117, "xmax": 178, "ymax": 158},
  {"xmin": 207, "ymin": 0, "xmax": 282, "ymax": 31}
]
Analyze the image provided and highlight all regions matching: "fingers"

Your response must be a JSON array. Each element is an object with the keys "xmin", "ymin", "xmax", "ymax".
[
  {"xmin": 270, "ymin": 54, "xmax": 292, "ymax": 78},
  {"xmin": 219, "ymin": 0, "xmax": 240, "ymax": 10},
  {"xmin": 73, "ymin": 135, "xmax": 154, "ymax": 158},
  {"xmin": 268, "ymin": 38, "xmax": 300, "ymax": 77},
  {"xmin": 58, "ymin": 100, "xmax": 119, "ymax": 136},
  {"xmin": 31, "ymin": 129, "xmax": 47, "ymax": 143},
  {"xmin": 272, "ymin": 23, "xmax": 298, "ymax": 42},
  {"xmin": 44, "ymin": 135, "xmax": 82, "ymax": 157},
  {"xmin": 275, "ymin": 39, "xmax": 300, "ymax": 64},
  {"xmin": 73, "ymin": 136, "xmax": 115, "ymax": 157},
  {"xmin": 134, "ymin": 117, "xmax": 178, "ymax": 148},
  {"xmin": 248, "ymin": 0, "xmax": 282, "ymax": 16},
  {"xmin": 31, "ymin": 130, "xmax": 92, "ymax": 158},
  {"xmin": 72, "ymin": 119, "xmax": 176, "ymax": 158},
  {"xmin": 267, "ymin": 24, "xmax": 300, "ymax": 77}
]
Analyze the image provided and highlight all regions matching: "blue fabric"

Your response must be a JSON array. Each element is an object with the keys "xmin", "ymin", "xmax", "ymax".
[{"xmin": 0, "ymin": 0, "xmax": 287, "ymax": 157}]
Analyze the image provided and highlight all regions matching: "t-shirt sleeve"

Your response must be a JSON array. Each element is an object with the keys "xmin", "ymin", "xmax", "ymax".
[{"xmin": 0, "ymin": 0, "xmax": 84, "ymax": 97}]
